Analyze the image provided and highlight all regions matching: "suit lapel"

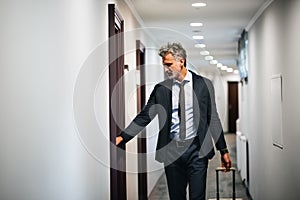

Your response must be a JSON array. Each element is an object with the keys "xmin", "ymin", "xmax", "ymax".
[
  {"xmin": 165, "ymin": 79, "xmax": 173, "ymax": 123},
  {"xmin": 191, "ymin": 71, "xmax": 204, "ymax": 130}
]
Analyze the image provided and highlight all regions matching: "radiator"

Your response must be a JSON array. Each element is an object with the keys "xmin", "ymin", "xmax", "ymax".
[{"xmin": 236, "ymin": 131, "xmax": 249, "ymax": 186}]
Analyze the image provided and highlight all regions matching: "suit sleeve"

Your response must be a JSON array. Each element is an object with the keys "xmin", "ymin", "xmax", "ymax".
[
  {"xmin": 119, "ymin": 85, "xmax": 158, "ymax": 143},
  {"xmin": 205, "ymin": 79, "xmax": 227, "ymax": 151}
]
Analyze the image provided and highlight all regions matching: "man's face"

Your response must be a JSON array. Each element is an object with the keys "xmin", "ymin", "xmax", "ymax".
[{"xmin": 162, "ymin": 53, "xmax": 185, "ymax": 80}]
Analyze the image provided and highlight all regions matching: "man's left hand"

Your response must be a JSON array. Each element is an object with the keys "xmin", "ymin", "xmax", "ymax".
[{"xmin": 221, "ymin": 153, "xmax": 231, "ymax": 172}]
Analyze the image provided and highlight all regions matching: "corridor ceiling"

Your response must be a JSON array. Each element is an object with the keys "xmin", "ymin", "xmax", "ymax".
[{"xmin": 128, "ymin": 0, "xmax": 269, "ymax": 74}]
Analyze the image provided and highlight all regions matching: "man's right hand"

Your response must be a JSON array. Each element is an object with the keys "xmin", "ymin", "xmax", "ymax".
[{"xmin": 116, "ymin": 136, "xmax": 123, "ymax": 146}]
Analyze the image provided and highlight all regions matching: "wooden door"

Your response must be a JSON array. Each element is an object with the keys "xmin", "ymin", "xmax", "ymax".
[{"xmin": 228, "ymin": 82, "xmax": 239, "ymax": 133}]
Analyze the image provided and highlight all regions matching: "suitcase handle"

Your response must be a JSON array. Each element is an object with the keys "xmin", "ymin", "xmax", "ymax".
[
  {"xmin": 215, "ymin": 167, "xmax": 236, "ymax": 200},
  {"xmin": 215, "ymin": 167, "xmax": 236, "ymax": 172}
]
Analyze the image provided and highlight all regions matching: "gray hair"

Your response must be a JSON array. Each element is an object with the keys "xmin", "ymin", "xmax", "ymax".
[{"xmin": 158, "ymin": 42, "xmax": 187, "ymax": 61}]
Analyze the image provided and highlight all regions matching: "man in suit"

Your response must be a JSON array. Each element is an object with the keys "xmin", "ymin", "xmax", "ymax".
[{"xmin": 116, "ymin": 42, "xmax": 231, "ymax": 200}]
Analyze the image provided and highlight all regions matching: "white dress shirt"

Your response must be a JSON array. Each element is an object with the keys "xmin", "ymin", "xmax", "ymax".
[{"xmin": 170, "ymin": 70, "xmax": 197, "ymax": 141}]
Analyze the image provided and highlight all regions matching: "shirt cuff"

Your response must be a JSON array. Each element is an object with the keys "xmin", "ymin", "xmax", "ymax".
[{"xmin": 219, "ymin": 148, "xmax": 229, "ymax": 155}]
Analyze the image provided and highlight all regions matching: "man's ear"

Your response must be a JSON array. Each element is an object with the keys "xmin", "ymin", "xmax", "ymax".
[{"xmin": 179, "ymin": 58, "xmax": 185, "ymax": 67}]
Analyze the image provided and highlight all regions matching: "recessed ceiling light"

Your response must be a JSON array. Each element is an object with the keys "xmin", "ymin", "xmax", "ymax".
[
  {"xmin": 195, "ymin": 44, "xmax": 206, "ymax": 48},
  {"xmin": 192, "ymin": 35, "xmax": 204, "ymax": 40},
  {"xmin": 221, "ymin": 66, "xmax": 228, "ymax": 71},
  {"xmin": 210, "ymin": 60, "xmax": 218, "ymax": 65},
  {"xmin": 200, "ymin": 50, "xmax": 209, "ymax": 55},
  {"xmin": 190, "ymin": 23, "xmax": 203, "ymax": 27},
  {"xmin": 205, "ymin": 56, "xmax": 213, "ymax": 61},
  {"xmin": 217, "ymin": 63, "xmax": 223, "ymax": 68},
  {"xmin": 192, "ymin": 3, "xmax": 207, "ymax": 7},
  {"xmin": 227, "ymin": 68, "xmax": 233, "ymax": 73},
  {"xmin": 234, "ymin": 70, "xmax": 239, "ymax": 74}
]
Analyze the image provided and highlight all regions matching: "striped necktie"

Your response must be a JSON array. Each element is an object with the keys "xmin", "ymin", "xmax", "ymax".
[{"xmin": 178, "ymin": 81, "xmax": 186, "ymax": 140}]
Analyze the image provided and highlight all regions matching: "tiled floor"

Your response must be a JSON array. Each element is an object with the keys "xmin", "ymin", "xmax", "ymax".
[{"xmin": 149, "ymin": 133, "xmax": 251, "ymax": 200}]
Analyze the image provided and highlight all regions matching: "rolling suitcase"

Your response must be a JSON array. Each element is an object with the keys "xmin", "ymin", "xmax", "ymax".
[{"xmin": 215, "ymin": 167, "xmax": 236, "ymax": 200}]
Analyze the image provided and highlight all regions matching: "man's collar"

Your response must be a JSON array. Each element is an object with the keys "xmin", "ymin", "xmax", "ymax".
[
  {"xmin": 173, "ymin": 69, "xmax": 192, "ymax": 84},
  {"xmin": 184, "ymin": 70, "xmax": 192, "ymax": 82}
]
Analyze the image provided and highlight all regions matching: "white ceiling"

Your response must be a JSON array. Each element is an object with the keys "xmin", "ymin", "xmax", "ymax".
[{"xmin": 127, "ymin": 0, "xmax": 267, "ymax": 74}]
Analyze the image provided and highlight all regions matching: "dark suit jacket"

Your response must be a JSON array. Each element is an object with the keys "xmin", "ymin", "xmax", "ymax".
[{"xmin": 120, "ymin": 71, "xmax": 227, "ymax": 163}]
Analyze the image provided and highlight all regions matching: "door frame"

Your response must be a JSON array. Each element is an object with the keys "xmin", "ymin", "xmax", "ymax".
[{"xmin": 108, "ymin": 4, "xmax": 126, "ymax": 200}]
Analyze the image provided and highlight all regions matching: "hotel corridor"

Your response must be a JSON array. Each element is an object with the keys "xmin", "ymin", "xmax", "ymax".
[{"xmin": 1, "ymin": 0, "xmax": 300, "ymax": 199}]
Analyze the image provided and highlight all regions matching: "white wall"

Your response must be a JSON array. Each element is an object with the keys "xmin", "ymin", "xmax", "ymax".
[
  {"xmin": 0, "ymin": 0, "xmax": 157, "ymax": 199},
  {"xmin": 197, "ymin": 70, "xmax": 239, "ymax": 133},
  {"xmin": 240, "ymin": 0, "xmax": 300, "ymax": 199},
  {"xmin": 145, "ymin": 48, "xmax": 165, "ymax": 196},
  {"xmin": 0, "ymin": 0, "xmax": 113, "ymax": 199},
  {"xmin": 214, "ymin": 73, "xmax": 240, "ymax": 132}
]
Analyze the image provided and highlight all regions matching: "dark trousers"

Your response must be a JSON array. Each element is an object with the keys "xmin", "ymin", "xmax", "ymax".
[{"xmin": 164, "ymin": 138, "xmax": 208, "ymax": 200}]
